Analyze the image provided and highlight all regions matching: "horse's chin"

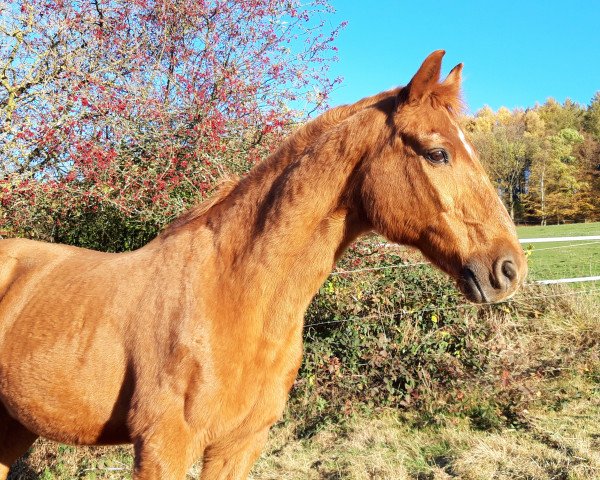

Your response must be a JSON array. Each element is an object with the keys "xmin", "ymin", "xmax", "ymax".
[{"xmin": 457, "ymin": 271, "xmax": 488, "ymax": 303}]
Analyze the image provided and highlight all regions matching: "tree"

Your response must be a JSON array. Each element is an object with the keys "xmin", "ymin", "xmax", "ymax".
[
  {"xmin": 0, "ymin": 0, "xmax": 345, "ymax": 249},
  {"xmin": 580, "ymin": 93, "xmax": 600, "ymax": 220},
  {"xmin": 537, "ymin": 97, "xmax": 585, "ymax": 134},
  {"xmin": 576, "ymin": 131, "xmax": 600, "ymax": 221},
  {"xmin": 525, "ymin": 128, "xmax": 586, "ymax": 224},
  {"xmin": 467, "ymin": 107, "xmax": 529, "ymax": 221},
  {"xmin": 583, "ymin": 92, "xmax": 600, "ymax": 141},
  {"xmin": 467, "ymin": 101, "xmax": 598, "ymax": 225}
]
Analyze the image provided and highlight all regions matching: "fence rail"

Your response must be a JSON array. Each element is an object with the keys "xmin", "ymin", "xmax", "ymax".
[
  {"xmin": 518, "ymin": 235, "xmax": 600, "ymax": 243},
  {"xmin": 520, "ymin": 235, "xmax": 599, "ymax": 284},
  {"xmin": 534, "ymin": 276, "xmax": 600, "ymax": 285}
]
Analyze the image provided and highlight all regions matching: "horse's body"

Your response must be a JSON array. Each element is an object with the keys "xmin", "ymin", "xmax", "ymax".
[{"xmin": 0, "ymin": 52, "xmax": 527, "ymax": 479}]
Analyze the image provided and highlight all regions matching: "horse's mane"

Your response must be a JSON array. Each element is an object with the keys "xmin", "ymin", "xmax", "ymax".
[
  {"xmin": 159, "ymin": 176, "xmax": 240, "ymax": 237},
  {"xmin": 293, "ymin": 88, "xmax": 401, "ymax": 142},
  {"xmin": 159, "ymin": 82, "xmax": 462, "ymax": 238},
  {"xmin": 159, "ymin": 89, "xmax": 400, "ymax": 238}
]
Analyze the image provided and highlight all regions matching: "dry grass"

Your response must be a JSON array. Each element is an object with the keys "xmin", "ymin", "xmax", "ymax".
[
  {"xmin": 9, "ymin": 442, "xmax": 133, "ymax": 479},
  {"xmin": 251, "ymin": 417, "xmax": 414, "ymax": 479},
  {"xmin": 249, "ymin": 382, "xmax": 600, "ymax": 479}
]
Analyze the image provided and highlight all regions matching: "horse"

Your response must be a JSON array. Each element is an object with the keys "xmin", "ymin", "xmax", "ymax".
[{"xmin": 0, "ymin": 51, "xmax": 527, "ymax": 479}]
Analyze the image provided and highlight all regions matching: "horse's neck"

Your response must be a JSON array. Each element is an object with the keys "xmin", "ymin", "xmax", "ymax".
[{"xmin": 204, "ymin": 120, "xmax": 372, "ymax": 322}]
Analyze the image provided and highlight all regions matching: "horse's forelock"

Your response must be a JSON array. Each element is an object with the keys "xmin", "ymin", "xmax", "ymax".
[{"xmin": 430, "ymin": 84, "xmax": 466, "ymax": 116}]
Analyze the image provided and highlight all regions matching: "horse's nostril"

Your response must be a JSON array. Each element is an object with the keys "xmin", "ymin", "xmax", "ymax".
[{"xmin": 501, "ymin": 260, "xmax": 517, "ymax": 282}]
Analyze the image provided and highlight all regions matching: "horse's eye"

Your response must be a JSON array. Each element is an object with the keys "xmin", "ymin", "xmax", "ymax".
[{"xmin": 425, "ymin": 149, "xmax": 449, "ymax": 165}]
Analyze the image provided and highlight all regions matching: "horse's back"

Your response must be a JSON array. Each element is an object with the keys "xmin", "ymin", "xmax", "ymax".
[
  {"xmin": 0, "ymin": 237, "xmax": 98, "ymax": 277},
  {"xmin": 0, "ymin": 236, "xmax": 105, "ymax": 262},
  {"xmin": 0, "ymin": 237, "xmax": 111, "ymax": 318},
  {"xmin": 1, "ymin": 238, "xmax": 63, "ymax": 306}
]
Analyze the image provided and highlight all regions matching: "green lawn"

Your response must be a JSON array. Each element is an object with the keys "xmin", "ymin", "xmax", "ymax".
[
  {"xmin": 517, "ymin": 222, "xmax": 600, "ymax": 239},
  {"xmin": 516, "ymin": 222, "xmax": 600, "ymax": 284}
]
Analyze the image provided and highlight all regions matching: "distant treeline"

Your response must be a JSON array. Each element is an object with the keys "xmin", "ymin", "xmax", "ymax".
[{"xmin": 464, "ymin": 94, "xmax": 600, "ymax": 225}]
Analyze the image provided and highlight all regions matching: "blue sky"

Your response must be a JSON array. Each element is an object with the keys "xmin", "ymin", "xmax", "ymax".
[{"xmin": 324, "ymin": 1, "xmax": 600, "ymax": 114}]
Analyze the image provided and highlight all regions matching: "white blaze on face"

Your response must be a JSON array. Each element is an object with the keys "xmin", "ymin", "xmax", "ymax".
[{"xmin": 456, "ymin": 125, "xmax": 475, "ymax": 158}]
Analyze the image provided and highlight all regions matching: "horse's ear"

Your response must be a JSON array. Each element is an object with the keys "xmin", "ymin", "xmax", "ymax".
[
  {"xmin": 402, "ymin": 50, "xmax": 445, "ymax": 104},
  {"xmin": 439, "ymin": 62, "xmax": 463, "ymax": 97}
]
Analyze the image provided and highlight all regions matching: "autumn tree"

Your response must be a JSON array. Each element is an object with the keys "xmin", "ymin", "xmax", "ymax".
[
  {"xmin": 0, "ymin": 0, "xmax": 344, "ymax": 249},
  {"xmin": 525, "ymin": 128, "xmax": 587, "ymax": 224},
  {"xmin": 583, "ymin": 92, "xmax": 600, "ymax": 141},
  {"xmin": 580, "ymin": 95, "xmax": 600, "ymax": 219},
  {"xmin": 466, "ymin": 98, "xmax": 599, "ymax": 225},
  {"xmin": 466, "ymin": 107, "xmax": 529, "ymax": 220},
  {"xmin": 524, "ymin": 99, "xmax": 598, "ymax": 224}
]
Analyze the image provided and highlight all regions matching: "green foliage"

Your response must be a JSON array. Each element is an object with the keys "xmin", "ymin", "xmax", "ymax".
[
  {"xmin": 538, "ymin": 98, "xmax": 585, "ymax": 134},
  {"xmin": 283, "ymin": 244, "xmax": 498, "ymax": 432},
  {"xmin": 583, "ymin": 92, "xmax": 600, "ymax": 140},
  {"xmin": 296, "ymin": 262, "xmax": 474, "ymax": 419},
  {"xmin": 549, "ymin": 127, "xmax": 584, "ymax": 164}
]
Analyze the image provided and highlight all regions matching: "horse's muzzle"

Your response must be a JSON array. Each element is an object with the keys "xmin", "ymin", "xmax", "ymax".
[{"xmin": 458, "ymin": 254, "xmax": 525, "ymax": 304}]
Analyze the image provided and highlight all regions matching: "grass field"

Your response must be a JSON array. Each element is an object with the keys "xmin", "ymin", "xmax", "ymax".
[
  {"xmin": 517, "ymin": 222, "xmax": 600, "ymax": 284},
  {"xmin": 517, "ymin": 222, "xmax": 600, "ymax": 239}
]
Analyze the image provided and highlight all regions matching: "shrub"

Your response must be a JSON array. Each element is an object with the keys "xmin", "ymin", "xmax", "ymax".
[{"xmin": 289, "ymin": 238, "xmax": 600, "ymax": 434}]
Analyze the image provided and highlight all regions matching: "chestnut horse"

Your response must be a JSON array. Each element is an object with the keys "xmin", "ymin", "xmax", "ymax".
[{"xmin": 0, "ymin": 51, "xmax": 526, "ymax": 479}]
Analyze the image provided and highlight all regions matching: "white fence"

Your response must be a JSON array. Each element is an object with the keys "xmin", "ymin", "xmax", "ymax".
[
  {"xmin": 518, "ymin": 235, "xmax": 600, "ymax": 285},
  {"xmin": 519, "ymin": 236, "xmax": 600, "ymax": 243},
  {"xmin": 535, "ymin": 276, "xmax": 600, "ymax": 285}
]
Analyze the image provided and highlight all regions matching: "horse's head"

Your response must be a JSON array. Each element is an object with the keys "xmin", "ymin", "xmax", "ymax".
[{"xmin": 357, "ymin": 50, "xmax": 527, "ymax": 303}]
